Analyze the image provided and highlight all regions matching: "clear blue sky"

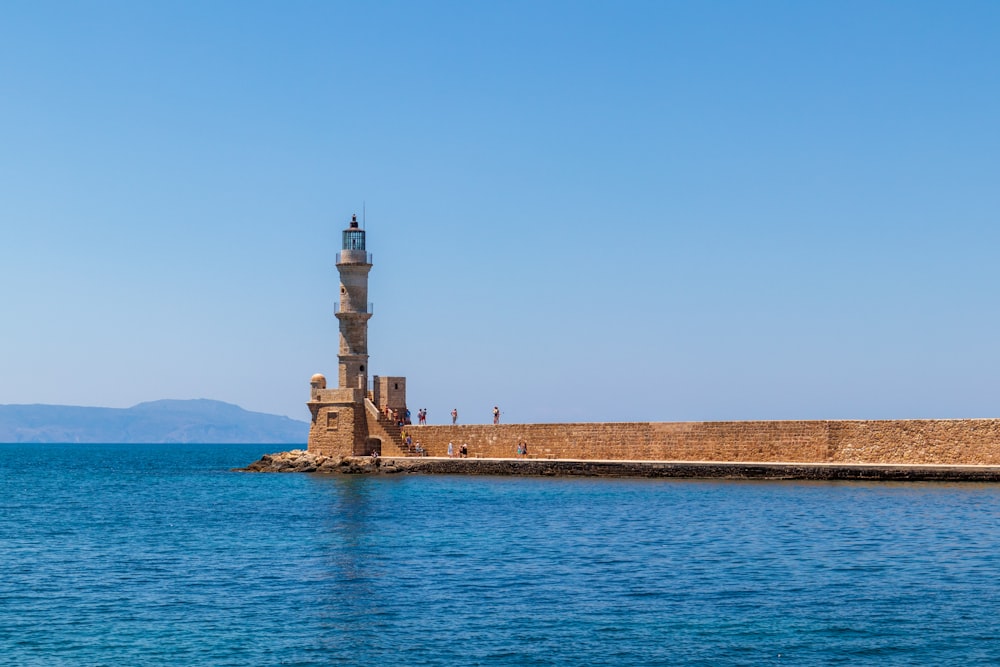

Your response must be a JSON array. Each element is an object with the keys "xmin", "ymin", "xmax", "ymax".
[{"xmin": 3, "ymin": 1, "xmax": 999, "ymax": 423}]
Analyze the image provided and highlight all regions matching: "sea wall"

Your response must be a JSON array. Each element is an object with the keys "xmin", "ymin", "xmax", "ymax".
[
  {"xmin": 395, "ymin": 419, "xmax": 1000, "ymax": 465},
  {"xmin": 373, "ymin": 458, "xmax": 1000, "ymax": 482},
  {"xmin": 239, "ymin": 451, "xmax": 1000, "ymax": 482}
]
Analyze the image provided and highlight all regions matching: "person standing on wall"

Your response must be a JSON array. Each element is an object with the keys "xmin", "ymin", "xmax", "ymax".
[
  {"xmin": 451, "ymin": 408, "xmax": 458, "ymax": 425},
  {"xmin": 493, "ymin": 406, "xmax": 500, "ymax": 425}
]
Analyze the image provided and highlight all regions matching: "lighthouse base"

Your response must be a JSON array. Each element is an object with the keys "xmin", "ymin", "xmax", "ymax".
[{"xmin": 307, "ymin": 388, "xmax": 370, "ymax": 457}]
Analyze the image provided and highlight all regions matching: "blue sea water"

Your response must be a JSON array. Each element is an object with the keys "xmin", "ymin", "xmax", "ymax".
[{"xmin": 2, "ymin": 444, "xmax": 1000, "ymax": 665}]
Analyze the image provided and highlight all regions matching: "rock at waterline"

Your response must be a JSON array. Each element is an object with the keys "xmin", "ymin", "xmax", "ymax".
[{"xmin": 236, "ymin": 449, "xmax": 380, "ymax": 474}]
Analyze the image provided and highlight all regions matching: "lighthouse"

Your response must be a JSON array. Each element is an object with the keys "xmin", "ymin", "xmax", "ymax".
[
  {"xmin": 306, "ymin": 213, "xmax": 376, "ymax": 457},
  {"xmin": 336, "ymin": 214, "xmax": 372, "ymax": 390}
]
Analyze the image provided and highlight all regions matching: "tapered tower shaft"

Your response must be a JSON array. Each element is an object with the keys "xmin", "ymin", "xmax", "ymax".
[{"xmin": 336, "ymin": 214, "xmax": 372, "ymax": 390}]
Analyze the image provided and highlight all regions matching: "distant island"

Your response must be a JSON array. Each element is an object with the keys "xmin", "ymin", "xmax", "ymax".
[{"xmin": 0, "ymin": 399, "xmax": 308, "ymax": 444}]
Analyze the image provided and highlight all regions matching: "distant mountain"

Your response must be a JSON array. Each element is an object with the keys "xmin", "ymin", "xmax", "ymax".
[{"xmin": 0, "ymin": 399, "xmax": 308, "ymax": 444}]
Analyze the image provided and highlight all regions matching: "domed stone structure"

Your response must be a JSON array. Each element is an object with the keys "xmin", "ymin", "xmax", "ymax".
[{"xmin": 310, "ymin": 373, "xmax": 327, "ymax": 389}]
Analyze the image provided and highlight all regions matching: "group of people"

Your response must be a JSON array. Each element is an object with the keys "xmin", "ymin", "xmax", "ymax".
[
  {"xmin": 400, "ymin": 432, "xmax": 428, "ymax": 456},
  {"xmin": 447, "ymin": 442, "xmax": 469, "ymax": 458},
  {"xmin": 400, "ymin": 431, "xmax": 530, "ymax": 459},
  {"xmin": 386, "ymin": 406, "xmax": 412, "ymax": 427},
  {"xmin": 384, "ymin": 406, "xmax": 503, "ymax": 426},
  {"xmin": 384, "ymin": 404, "xmax": 514, "ymax": 457}
]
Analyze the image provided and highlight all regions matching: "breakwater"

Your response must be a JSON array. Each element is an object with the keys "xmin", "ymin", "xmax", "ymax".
[
  {"xmin": 239, "ymin": 450, "xmax": 1000, "ymax": 482},
  {"xmin": 373, "ymin": 458, "xmax": 1000, "ymax": 482},
  {"xmin": 387, "ymin": 419, "xmax": 1000, "ymax": 465}
]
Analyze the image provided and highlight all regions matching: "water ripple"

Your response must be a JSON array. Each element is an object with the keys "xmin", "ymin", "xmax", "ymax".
[{"xmin": 3, "ymin": 446, "xmax": 1000, "ymax": 665}]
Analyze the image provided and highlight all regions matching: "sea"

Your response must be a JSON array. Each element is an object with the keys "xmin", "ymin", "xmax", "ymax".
[{"xmin": 2, "ymin": 443, "xmax": 1000, "ymax": 666}]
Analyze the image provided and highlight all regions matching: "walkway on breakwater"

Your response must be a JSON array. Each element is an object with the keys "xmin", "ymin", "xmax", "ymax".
[
  {"xmin": 238, "ymin": 450, "xmax": 1000, "ymax": 482},
  {"xmin": 370, "ymin": 457, "xmax": 1000, "ymax": 481}
]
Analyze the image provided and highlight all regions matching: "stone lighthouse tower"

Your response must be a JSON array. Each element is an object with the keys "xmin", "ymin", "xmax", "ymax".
[
  {"xmin": 336, "ymin": 214, "xmax": 372, "ymax": 390},
  {"xmin": 307, "ymin": 214, "xmax": 373, "ymax": 457}
]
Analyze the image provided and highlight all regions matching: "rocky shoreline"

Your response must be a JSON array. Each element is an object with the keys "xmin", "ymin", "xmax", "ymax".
[
  {"xmin": 237, "ymin": 449, "xmax": 376, "ymax": 474},
  {"xmin": 236, "ymin": 450, "xmax": 1000, "ymax": 481}
]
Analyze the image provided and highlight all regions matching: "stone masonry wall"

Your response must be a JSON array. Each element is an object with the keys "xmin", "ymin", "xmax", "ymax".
[
  {"xmin": 307, "ymin": 390, "xmax": 370, "ymax": 457},
  {"xmin": 399, "ymin": 419, "xmax": 1000, "ymax": 465}
]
